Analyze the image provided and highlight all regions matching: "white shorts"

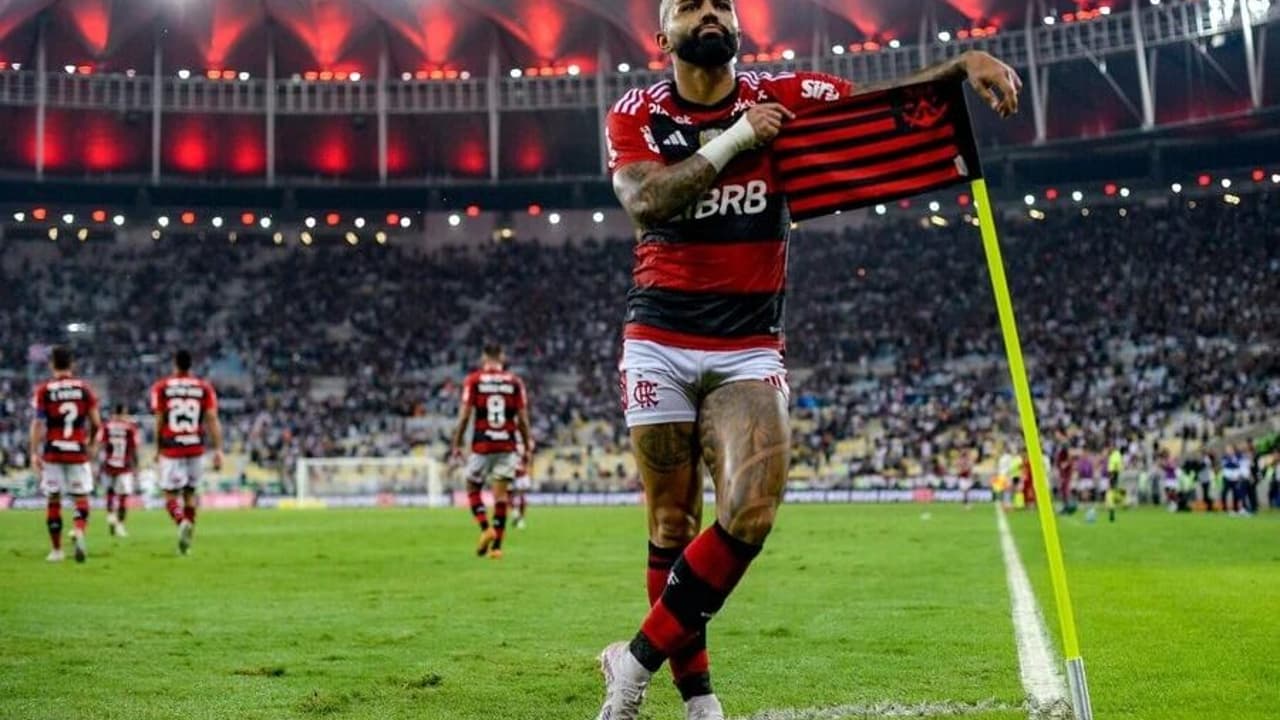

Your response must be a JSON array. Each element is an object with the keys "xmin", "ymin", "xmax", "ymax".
[
  {"xmin": 102, "ymin": 472, "xmax": 136, "ymax": 495},
  {"xmin": 159, "ymin": 456, "xmax": 204, "ymax": 492},
  {"xmin": 513, "ymin": 474, "xmax": 533, "ymax": 491},
  {"xmin": 41, "ymin": 463, "xmax": 94, "ymax": 496},
  {"xmin": 465, "ymin": 452, "xmax": 518, "ymax": 485},
  {"xmin": 619, "ymin": 340, "xmax": 789, "ymax": 428}
]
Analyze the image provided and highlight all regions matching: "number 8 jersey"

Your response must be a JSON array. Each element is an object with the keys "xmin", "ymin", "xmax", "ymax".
[
  {"xmin": 149, "ymin": 374, "xmax": 218, "ymax": 458},
  {"xmin": 461, "ymin": 368, "xmax": 527, "ymax": 455},
  {"xmin": 31, "ymin": 376, "xmax": 99, "ymax": 464}
]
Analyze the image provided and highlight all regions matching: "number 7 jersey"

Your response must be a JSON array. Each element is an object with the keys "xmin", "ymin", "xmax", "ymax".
[
  {"xmin": 31, "ymin": 376, "xmax": 99, "ymax": 464},
  {"xmin": 461, "ymin": 369, "xmax": 527, "ymax": 455},
  {"xmin": 149, "ymin": 374, "xmax": 218, "ymax": 459}
]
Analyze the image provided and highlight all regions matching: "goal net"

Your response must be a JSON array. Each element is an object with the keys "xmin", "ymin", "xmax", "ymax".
[{"xmin": 294, "ymin": 456, "xmax": 447, "ymax": 508}]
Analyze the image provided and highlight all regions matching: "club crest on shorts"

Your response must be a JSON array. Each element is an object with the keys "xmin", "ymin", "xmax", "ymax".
[{"xmin": 631, "ymin": 380, "xmax": 660, "ymax": 410}]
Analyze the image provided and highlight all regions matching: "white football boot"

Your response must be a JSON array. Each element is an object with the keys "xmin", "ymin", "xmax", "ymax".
[{"xmin": 595, "ymin": 642, "xmax": 652, "ymax": 720}]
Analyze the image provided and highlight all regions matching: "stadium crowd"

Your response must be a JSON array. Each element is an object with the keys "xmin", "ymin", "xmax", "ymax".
[{"xmin": 1, "ymin": 190, "xmax": 1278, "ymax": 494}]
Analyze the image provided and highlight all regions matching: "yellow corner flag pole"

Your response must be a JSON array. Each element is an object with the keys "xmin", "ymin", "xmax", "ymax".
[{"xmin": 971, "ymin": 178, "xmax": 1094, "ymax": 720}]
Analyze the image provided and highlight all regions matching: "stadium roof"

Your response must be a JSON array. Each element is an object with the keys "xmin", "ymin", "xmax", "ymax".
[{"xmin": 0, "ymin": 1, "xmax": 1148, "ymax": 74}]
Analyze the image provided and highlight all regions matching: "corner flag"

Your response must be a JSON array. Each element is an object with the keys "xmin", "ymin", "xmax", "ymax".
[{"xmin": 777, "ymin": 79, "xmax": 1094, "ymax": 720}]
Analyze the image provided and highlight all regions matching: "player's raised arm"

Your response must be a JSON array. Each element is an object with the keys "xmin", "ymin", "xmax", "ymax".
[
  {"xmin": 610, "ymin": 103, "xmax": 793, "ymax": 229},
  {"xmin": 855, "ymin": 50, "xmax": 1022, "ymax": 118}
]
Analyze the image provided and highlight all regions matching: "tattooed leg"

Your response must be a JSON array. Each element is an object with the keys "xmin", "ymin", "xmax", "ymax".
[
  {"xmin": 632, "ymin": 423, "xmax": 702, "ymax": 548},
  {"xmin": 700, "ymin": 381, "xmax": 791, "ymax": 545}
]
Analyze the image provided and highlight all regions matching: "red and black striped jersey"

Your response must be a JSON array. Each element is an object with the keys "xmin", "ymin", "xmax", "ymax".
[
  {"xmin": 462, "ymin": 368, "xmax": 527, "ymax": 455},
  {"xmin": 773, "ymin": 79, "xmax": 983, "ymax": 220},
  {"xmin": 149, "ymin": 374, "xmax": 218, "ymax": 459},
  {"xmin": 31, "ymin": 376, "xmax": 99, "ymax": 464},
  {"xmin": 607, "ymin": 71, "xmax": 855, "ymax": 352},
  {"xmin": 99, "ymin": 418, "xmax": 140, "ymax": 475}
]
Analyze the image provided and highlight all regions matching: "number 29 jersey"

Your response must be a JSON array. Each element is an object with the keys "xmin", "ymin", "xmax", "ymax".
[
  {"xmin": 461, "ymin": 369, "xmax": 527, "ymax": 455},
  {"xmin": 149, "ymin": 374, "xmax": 218, "ymax": 459},
  {"xmin": 31, "ymin": 377, "xmax": 99, "ymax": 464}
]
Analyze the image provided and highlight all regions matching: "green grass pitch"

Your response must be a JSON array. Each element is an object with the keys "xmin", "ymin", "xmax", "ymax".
[{"xmin": 0, "ymin": 504, "xmax": 1275, "ymax": 719}]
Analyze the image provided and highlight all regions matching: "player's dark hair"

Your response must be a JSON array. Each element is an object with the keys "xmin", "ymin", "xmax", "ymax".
[
  {"xmin": 51, "ymin": 346, "xmax": 73, "ymax": 370},
  {"xmin": 114, "ymin": 403, "xmax": 125, "ymax": 415},
  {"xmin": 482, "ymin": 343, "xmax": 503, "ymax": 359},
  {"xmin": 174, "ymin": 349, "xmax": 193, "ymax": 371}
]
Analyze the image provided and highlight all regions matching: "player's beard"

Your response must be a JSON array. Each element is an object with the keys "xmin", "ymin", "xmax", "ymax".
[{"xmin": 675, "ymin": 26, "xmax": 739, "ymax": 68}]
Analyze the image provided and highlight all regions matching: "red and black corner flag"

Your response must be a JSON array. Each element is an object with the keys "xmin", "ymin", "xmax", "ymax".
[{"xmin": 775, "ymin": 79, "xmax": 982, "ymax": 221}]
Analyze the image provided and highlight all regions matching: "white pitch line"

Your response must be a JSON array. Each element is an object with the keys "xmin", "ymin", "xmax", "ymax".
[
  {"xmin": 995, "ymin": 506, "xmax": 1074, "ymax": 720},
  {"xmin": 734, "ymin": 698, "xmax": 1019, "ymax": 720}
]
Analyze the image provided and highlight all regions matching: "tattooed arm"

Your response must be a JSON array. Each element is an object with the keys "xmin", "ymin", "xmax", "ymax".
[
  {"xmin": 612, "ymin": 102, "xmax": 795, "ymax": 228},
  {"xmin": 612, "ymin": 159, "xmax": 719, "ymax": 229}
]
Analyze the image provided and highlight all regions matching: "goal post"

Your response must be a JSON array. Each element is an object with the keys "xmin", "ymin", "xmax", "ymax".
[{"xmin": 294, "ymin": 456, "xmax": 447, "ymax": 508}]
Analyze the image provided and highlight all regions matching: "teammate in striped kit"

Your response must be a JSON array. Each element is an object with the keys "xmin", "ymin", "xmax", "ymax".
[
  {"xmin": 449, "ymin": 344, "xmax": 533, "ymax": 559},
  {"xmin": 150, "ymin": 350, "xmax": 223, "ymax": 556},
  {"xmin": 597, "ymin": 2, "xmax": 1022, "ymax": 719},
  {"xmin": 99, "ymin": 404, "xmax": 141, "ymax": 537},
  {"xmin": 29, "ymin": 347, "xmax": 102, "ymax": 563}
]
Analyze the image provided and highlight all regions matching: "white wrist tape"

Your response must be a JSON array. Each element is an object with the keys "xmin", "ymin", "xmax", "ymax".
[{"xmin": 695, "ymin": 114, "xmax": 758, "ymax": 173}]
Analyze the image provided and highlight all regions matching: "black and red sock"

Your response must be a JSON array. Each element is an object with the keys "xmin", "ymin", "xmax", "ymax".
[
  {"xmin": 73, "ymin": 497, "xmax": 90, "ymax": 533},
  {"xmin": 106, "ymin": 490, "xmax": 116, "ymax": 515},
  {"xmin": 492, "ymin": 501, "xmax": 508, "ymax": 550},
  {"xmin": 630, "ymin": 523, "xmax": 762, "ymax": 672},
  {"xmin": 516, "ymin": 493, "xmax": 527, "ymax": 518},
  {"xmin": 165, "ymin": 497, "xmax": 183, "ymax": 525},
  {"xmin": 648, "ymin": 543, "xmax": 713, "ymax": 700},
  {"xmin": 467, "ymin": 489, "xmax": 489, "ymax": 530},
  {"xmin": 183, "ymin": 504, "xmax": 197, "ymax": 525},
  {"xmin": 46, "ymin": 501, "xmax": 63, "ymax": 550},
  {"xmin": 117, "ymin": 496, "xmax": 128, "ymax": 523}
]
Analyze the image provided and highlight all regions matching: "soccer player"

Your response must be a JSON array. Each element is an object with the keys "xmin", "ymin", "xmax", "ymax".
[
  {"xmin": 99, "ymin": 404, "xmax": 141, "ymax": 537},
  {"xmin": 449, "ymin": 344, "xmax": 533, "ymax": 559},
  {"xmin": 150, "ymin": 350, "xmax": 222, "ymax": 555},
  {"xmin": 597, "ymin": 2, "xmax": 1021, "ymax": 718},
  {"xmin": 29, "ymin": 346, "xmax": 101, "ymax": 563}
]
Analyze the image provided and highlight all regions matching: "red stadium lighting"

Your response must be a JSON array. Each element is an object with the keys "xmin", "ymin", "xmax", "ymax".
[
  {"xmin": 240, "ymin": 212, "xmax": 255, "ymax": 226},
  {"xmin": 91, "ymin": 210, "xmax": 106, "ymax": 223},
  {"xmin": 1045, "ymin": 188, "xmax": 1060, "ymax": 201},
  {"xmin": 77, "ymin": 65, "xmax": 92, "ymax": 75},
  {"xmin": 862, "ymin": 41, "xmax": 880, "ymax": 52},
  {"xmin": 431, "ymin": 70, "xmax": 445, "ymax": 80},
  {"xmin": 1104, "ymin": 183, "xmax": 1118, "ymax": 197},
  {"xmin": 32, "ymin": 207, "xmax": 47, "ymax": 221},
  {"xmin": 1198, "ymin": 174, "xmax": 1212, "ymax": 187},
  {"xmin": 898, "ymin": 199, "xmax": 911, "ymax": 209},
  {"xmin": 221, "ymin": 70, "xmax": 236, "ymax": 80},
  {"xmin": 466, "ymin": 205, "xmax": 481, "ymax": 218},
  {"xmin": 334, "ymin": 71, "xmax": 348, "ymax": 81},
  {"xmin": 957, "ymin": 194, "xmax": 971, "ymax": 207},
  {"xmin": 207, "ymin": 70, "xmax": 221, "ymax": 79},
  {"xmin": 1252, "ymin": 169, "xmax": 1265, "ymax": 183},
  {"xmin": 304, "ymin": 71, "xmax": 318, "ymax": 81},
  {"xmin": 385, "ymin": 213, "xmax": 400, "ymax": 226},
  {"xmin": 528, "ymin": 204, "xmax": 542, "ymax": 217},
  {"xmin": 181, "ymin": 211, "xmax": 196, "ymax": 225},
  {"xmin": 325, "ymin": 213, "xmax": 340, "ymax": 226},
  {"xmin": 319, "ymin": 71, "xmax": 333, "ymax": 81}
]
